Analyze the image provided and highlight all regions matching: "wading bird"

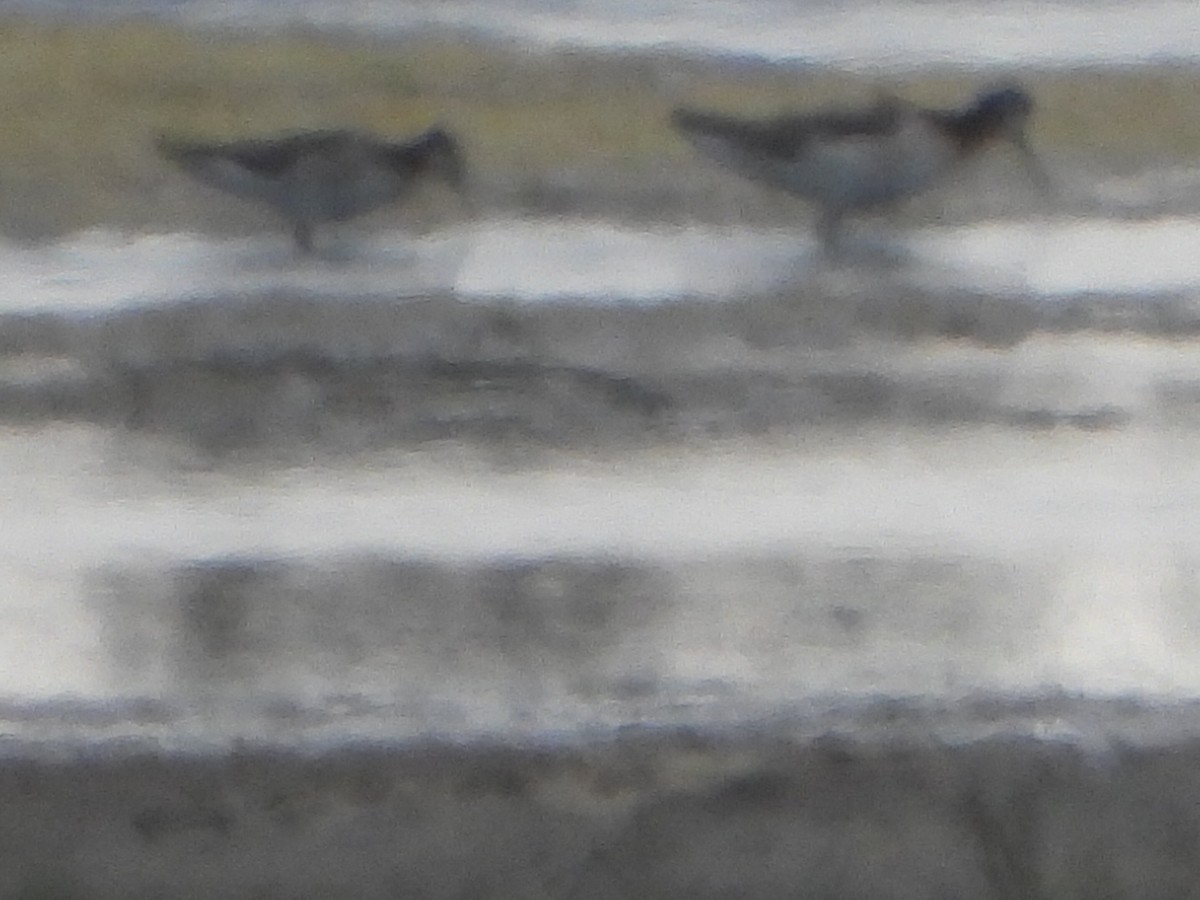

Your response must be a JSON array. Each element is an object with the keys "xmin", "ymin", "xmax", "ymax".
[
  {"xmin": 156, "ymin": 126, "xmax": 466, "ymax": 254},
  {"xmin": 671, "ymin": 84, "xmax": 1045, "ymax": 253}
]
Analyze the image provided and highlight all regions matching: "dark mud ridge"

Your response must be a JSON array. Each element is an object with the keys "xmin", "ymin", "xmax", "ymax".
[
  {"xmin": 5, "ymin": 287, "xmax": 1197, "ymax": 460},
  {"xmin": 4, "ymin": 714, "xmax": 1200, "ymax": 900},
  {"xmin": 85, "ymin": 550, "xmax": 1046, "ymax": 714}
]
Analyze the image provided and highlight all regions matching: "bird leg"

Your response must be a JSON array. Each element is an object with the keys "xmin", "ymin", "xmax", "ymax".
[
  {"xmin": 292, "ymin": 221, "xmax": 315, "ymax": 255},
  {"xmin": 816, "ymin": 208, "xmax": 847, "ymax": 257}
]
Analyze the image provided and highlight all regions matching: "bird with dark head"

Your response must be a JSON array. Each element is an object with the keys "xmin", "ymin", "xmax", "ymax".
[
  {"xmin": 671, "ymin": 83, "xmax": 1044, "ymax": 253},
  {"xmin": 156, "ymin": 125, "xmax": 468, "ymax": 254}
]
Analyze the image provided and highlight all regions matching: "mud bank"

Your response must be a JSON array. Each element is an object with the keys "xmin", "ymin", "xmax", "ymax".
[
  {"xmin": 4, "ymin": 709, "xmax": 1200, "ymax": 900},
  {"xmin": 4, "ymin": 286, "xmax": 1199, "ymax": 460}
]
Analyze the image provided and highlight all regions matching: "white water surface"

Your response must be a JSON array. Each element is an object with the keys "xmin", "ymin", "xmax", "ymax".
[
  {"xmin": 3, "ymin": 211, "xmax": 1200, "ymax": 743},
  {"xmin": 0, "ymin": 216, "xmax": 1198, "ymax": 313},
  {"xmin": 4, "ymin": 419, "xmax": 1200, "ymax": 718}
]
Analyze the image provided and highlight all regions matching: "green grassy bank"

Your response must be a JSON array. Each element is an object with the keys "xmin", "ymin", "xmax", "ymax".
[{"xmin": 0, "ymin": 17, "xmax": 1197, "ymax": 236}]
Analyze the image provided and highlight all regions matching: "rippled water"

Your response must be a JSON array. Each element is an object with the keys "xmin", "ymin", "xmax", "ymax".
[
  {"xmin": 3, "ymin": 214, "xmax": 1200, "ymax": 313},
  {"xmin": 2, "ymin": 0, "xmax": 1200, "ymax": 755},
  {"xmin": 4, "ymin": 210, "xmax": 1200, "ymax": 746}
]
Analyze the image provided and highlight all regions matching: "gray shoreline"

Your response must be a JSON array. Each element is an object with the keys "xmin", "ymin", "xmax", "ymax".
[
  {"xmin": 5, "ymin": 713, "xmax": 1200, "ymax": 899},
  {"xmin": 6, "ymin": 287, "xmax": 1198, "ymax": 462}
]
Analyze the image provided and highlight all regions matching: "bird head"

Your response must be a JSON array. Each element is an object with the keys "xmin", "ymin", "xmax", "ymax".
[
  {"xmin": 970, "ymin": 83, "xmax": 1051, "ymax": 192},
  {"xmin": 417, "ymin": 126, "xmax": 467, "ymax": 194}
]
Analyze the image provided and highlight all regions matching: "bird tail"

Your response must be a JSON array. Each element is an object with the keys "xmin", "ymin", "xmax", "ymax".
[
  {"xmin": 154, "ymin": 134, "xmax": 203, "ymax": 166},
  {"xmin": 670, "ymin": 107, "xmax": 735, "ymax": 139}
]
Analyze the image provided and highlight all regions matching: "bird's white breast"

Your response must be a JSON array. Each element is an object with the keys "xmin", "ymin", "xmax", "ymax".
[{"xmin": 774, "ymin": 118, "xmax": 959, "ymax": 210}]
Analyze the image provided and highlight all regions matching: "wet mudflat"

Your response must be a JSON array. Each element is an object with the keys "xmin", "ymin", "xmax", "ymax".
[
  {"xmin": 4, "ymin": 721, "xmax": 1200, "ymax": 900},
  {"xmin": 6, "ymin": 254, "xmax": 1200, "ymax": 896},
  {"xmin": 2, "ymin": 9, "xmax": 1200, "ymax": 898}
]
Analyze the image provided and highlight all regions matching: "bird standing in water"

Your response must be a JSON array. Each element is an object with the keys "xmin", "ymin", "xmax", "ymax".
[
  {"xmin": 671, "ymin": 84, "xmax": 1044, "ymax": 253},
  {"xmin": 156, "ymin": 125, "xmax": 466, "ymax": 254}
]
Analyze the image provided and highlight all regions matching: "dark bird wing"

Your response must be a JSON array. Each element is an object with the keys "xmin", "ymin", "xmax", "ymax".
[
  {"xmin": 157, "ymin": 130, "xmax": 354, "ymax": 179},
  {"xmin": 671, "ymin": 99, "xmax": 906, "ymax": 162}
]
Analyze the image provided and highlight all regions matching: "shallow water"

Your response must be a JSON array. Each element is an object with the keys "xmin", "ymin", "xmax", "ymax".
[
  {"xmin": 2, "ymin": 213, "xmax": 1200, "ymax": 313},
  {"xmin": 4, "ymin": 204, "xmax": 1200, "ymax": 745},
  {"xmin": 4, "ymin": 422, "xmax": 1200, "ymax": 717}
]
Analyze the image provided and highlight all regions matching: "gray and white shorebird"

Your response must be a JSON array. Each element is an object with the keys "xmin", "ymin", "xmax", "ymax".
[
  {"xmin": 671, "ymin": 84, "xmax": 1044, "ymax": 252},
  {"xmin": 156, "ymin": 125, "xmax": 466, "ymax": 253}
]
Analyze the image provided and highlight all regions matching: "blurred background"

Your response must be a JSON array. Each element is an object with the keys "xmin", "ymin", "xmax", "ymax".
[{"xmin": 3, "ymin": 1, "xmax": 1200, "ymax": 897}]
